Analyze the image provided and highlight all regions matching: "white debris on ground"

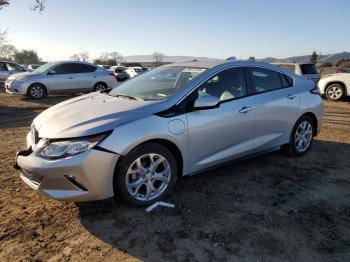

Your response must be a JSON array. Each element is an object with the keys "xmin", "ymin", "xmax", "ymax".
[{"xmin": 145, "ymin": 201, "xmax": 175, "ymax": 213}]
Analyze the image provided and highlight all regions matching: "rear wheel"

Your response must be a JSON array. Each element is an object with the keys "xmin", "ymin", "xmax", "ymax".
[
  {"xmin": 28, "ymin": 84, "xmax": 45, "ymax": 99},
  {"xmin": 284, "ymin": 115, "xmax": 314, "ymax": 156},
  {"xmin": 114, "ymin": 143, "xmax": 177, "ymax": 206},
  {"xmin": 325, "ymin": 84, "xmax": 344, "ymax": 101},
  {"xmin": 94, "ymin": 82, "xmax": 108, "ymax": 92}
]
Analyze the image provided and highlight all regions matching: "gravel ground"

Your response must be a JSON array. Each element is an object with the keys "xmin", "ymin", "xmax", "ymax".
[{"xmin": 0, "ymin": 90, "xmax": 349, "ymax": 261}]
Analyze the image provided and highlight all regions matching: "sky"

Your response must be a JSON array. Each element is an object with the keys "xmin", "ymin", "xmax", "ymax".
[{"xmin": 0, "ymin": 0, "xmax": 349, "ymax": 61}]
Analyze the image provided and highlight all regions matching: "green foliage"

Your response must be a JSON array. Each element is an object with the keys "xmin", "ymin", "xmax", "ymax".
[{"xmin": 310, "ymin": 51, "xmax": 318, "ymax": 64}]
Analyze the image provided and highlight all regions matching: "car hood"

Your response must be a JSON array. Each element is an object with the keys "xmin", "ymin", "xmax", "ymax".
[
  {"xmin": 7, "ymin": 71, "xmax": 37, "ymax": 80},
  {"xmin": 33, "ymin": 92, "xmax": 158, "ymax": 139}
]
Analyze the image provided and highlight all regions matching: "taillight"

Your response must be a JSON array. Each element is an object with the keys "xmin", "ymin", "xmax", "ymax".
[{"xmin": 309, "ymin": 85, "xmax": 321, "ymax": 96}]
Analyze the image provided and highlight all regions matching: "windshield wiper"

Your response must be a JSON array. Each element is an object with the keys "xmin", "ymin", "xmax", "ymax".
[{"xmin": 114, "ymin": 94, "xmax": 144, "ymax": 101}]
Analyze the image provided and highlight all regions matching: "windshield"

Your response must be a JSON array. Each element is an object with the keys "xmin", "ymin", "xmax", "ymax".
[
  {"xmin": 35, "ymin": 62, "xmax": 55, "ymax": 73},
  {"xmin": 300, "ymin": 64, "xmax": 318, "ymax": 75},
  {"xmin": 109, "ymin": 66, "xmax": 207, "ymax": 100}
]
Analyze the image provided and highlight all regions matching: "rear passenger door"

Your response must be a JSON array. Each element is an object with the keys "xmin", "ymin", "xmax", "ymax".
[
  {"xmin": 248, "ymin": 67, "xmax": 298, "ymax": 152},
  {"xmin": 74, "ymin": 63, "xmax": 98, "ymax": 90}
]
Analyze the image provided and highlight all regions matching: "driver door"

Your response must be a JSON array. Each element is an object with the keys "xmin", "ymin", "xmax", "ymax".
[{"xmin": 186, "ymin": 67, "xmax": 256, "ymax": 173}]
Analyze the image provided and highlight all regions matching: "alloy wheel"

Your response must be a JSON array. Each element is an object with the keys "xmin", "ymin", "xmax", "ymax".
[
  {"xmin": 95, "ymin": 84, "xmax": 107, "ymax": 91},
  {"xmin": 125, "ymin": 153, "xmax": 171, "ymax": 202},
  {"xmin": 30, "ymin": 86, "xmax": 44, "ymax": 99},
  {"xmin": 294, "ymin": 120, "xmax": 313, "ymax": 153},
  {"xmin": 327, "ymin": 86, "xmax": 343, "ymax": 100}
]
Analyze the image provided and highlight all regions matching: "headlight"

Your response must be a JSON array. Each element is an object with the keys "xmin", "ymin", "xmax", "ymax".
[{"xmin": 40, "ymin": 132, "xmax": 109, "ymax": 159}]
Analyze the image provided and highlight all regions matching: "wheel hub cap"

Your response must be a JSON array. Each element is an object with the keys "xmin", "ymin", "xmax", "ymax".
[
  {"xmin": 328, "ymin": 86, "xmax": 342, "ymax": 99},
  {"xmin": 125, "ymin": 153, "xmax": 171, "ymax": 202},
  {"xmin": 31, "ymin": 86, "xmax": 43, "ymax": 98},
  {"xmin": 295, "ymin": 121, "xmax": 313, "ymax": 153}
]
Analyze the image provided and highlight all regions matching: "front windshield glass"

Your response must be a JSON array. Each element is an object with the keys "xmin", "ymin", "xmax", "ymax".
[
  {"xmin": 109, "ymin": 66, "xmax": 207, "ymax": 101},
  {"xmin": 35, "ymin": 62, "xmax": 55, "ymax": 73}
]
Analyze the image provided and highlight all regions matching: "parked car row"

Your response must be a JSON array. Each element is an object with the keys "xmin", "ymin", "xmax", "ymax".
[{"xmin": 2, "ymin": 59, "xmax": 350, "ymax": 101}]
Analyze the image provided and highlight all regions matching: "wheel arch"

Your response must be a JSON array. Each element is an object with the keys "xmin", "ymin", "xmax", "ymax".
[
  {"xmin": 299, "ymin": 112, "xmax": 318, "ymax": 136},
  {"xmin": 114, "ymin": 138, "xmax": 184, "ymax": 179}
]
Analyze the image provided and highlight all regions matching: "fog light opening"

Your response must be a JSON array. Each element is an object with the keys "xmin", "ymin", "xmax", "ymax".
[{"xmin": 64, "ymin": 175, "xmax": 88, "ymax": 191}]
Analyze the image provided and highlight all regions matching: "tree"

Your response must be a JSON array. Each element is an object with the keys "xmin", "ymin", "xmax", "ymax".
[
  {"xmin": 98, "ymin": 51, "xmax": 124, "ymax": 65},
  {"xmin": 0, "ymin": 28, "xmax": 7, "ymax": 45},
  {"xmin": 334, "ymin": 58, "xmax": 350, "ymax": 68},
  {"xmin": 0, "ymin": 44, "xmax": 17, "ymax": 60},
  {"xmin": 153, "ymin": 52, "xmax": 165, "ymax": 67},
  {"xmin": 31, "ymin": 0, "xmax": 46, "ymax": 13},
  {"xmin": 310, "ymin": 51, "xmax": 318, "ymax": 64},
  {"xmin": 14, "ymin": 49, "xmax": 40, "ymax": 64},
  {"xmin": 0, "ymin": 0, "xmax": 9, "ymax": 9},
  {"xmin": 70, "ymin": 52, "xmax": 90, "ymax": 62}
]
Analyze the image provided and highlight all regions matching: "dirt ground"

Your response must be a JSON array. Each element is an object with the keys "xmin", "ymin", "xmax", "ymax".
[{"xmin": 0, "ymin": 89, "xmax": 349, "ymax": 262}]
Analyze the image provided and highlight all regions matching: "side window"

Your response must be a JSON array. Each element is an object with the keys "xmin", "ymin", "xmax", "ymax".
[
  {"xmin": 6, "ymin": 63, "xmax": 22, "ymax": 71},
  {"xmin": 75, "ymin": 63, "xmax": 97, "ymax": 73},
  {"xmin": 251, "ymin": 68, "xmax": 284, "ymax": 93},
  {"xmin": 280, "ymin": 74, "xmax": 293, "ymax": 87},
  {"xmin": 0, "ymin": 62, "xmax": 8, "ymax": 71},
  {"xmin": 53, "ymin": 63, "xmax": 76, "ymax": 74},
  {"xmin": 197, "ymin": 68, "xmax": 247, "ymax": 102}
]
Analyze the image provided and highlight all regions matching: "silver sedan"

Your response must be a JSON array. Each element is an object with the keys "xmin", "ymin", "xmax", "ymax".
[
  {"xmin": 15, "ymin": 60, "xmax": 323, "ymax": 205},
  {"xmin": 5, "ymin": 61, "xmax": 117, "ymax": 99}
]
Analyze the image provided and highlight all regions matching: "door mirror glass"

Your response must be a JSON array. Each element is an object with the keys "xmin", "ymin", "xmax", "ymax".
[
  {"xmin": 48, "ymin": 69, "xmax": 56, "ymax": 75},
  {"xmin": 193, "ymin": 95, "xmax": 220, "ymax": 109}
]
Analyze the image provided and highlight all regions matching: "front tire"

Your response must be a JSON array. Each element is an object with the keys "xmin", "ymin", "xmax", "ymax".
[
  {"xmin": 28, "ymin": 84, "xmax": 45, "ymax": 99},
  {"xmin": 325, "ymin": 84, "xmax": 344, "ymax": 101},
  {"xmin": 284, "ymin": 115, "xmax": 314, "ymax": 157},
  {"xmin": 114, "ymin": 143, "xmax": 178, "ymax": 206}
]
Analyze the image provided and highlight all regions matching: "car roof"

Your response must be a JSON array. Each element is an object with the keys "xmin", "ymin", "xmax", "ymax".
[{"xmin": 165, "ymin": 60, "xmax": 283, "ymax": 69}]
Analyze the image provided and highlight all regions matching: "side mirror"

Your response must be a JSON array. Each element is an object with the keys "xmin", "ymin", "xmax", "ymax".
[
  {"xmin": 193, "ymin": 95, "xmax": 220, "ymax": 109},
  {"xmin": 48, "ymin": 70, "xmax": 56, "ymax": 75}
]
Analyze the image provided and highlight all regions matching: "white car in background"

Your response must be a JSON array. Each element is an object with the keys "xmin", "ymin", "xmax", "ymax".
[
  {"xmin": 126, "ymin": 66, "xmax": 144, "ymax": 78},
  {"xmin": 273, "ymin": 63, "xmax": 319, "ymax": 82},
  {"xmin": 318, "ymin": 73, "xmax": 350, "ymax": 101}
]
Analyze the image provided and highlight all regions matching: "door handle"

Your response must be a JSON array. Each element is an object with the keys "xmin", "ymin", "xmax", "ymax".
[
  {"xmin": 287, "ymin": 94, "xmax": 297, "ymax": 100},
  {"xmin": 69, "ymin": 77, "xmax": 74, "ymax": 79},
  {"xmin": 239, "ymin": 106, "xmax": 254, "ymax": 113}
]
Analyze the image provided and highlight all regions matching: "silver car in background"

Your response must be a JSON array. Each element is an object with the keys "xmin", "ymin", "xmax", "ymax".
[
  {"xmin": 15, "ymin": 60, "xmax": 323, "ymax": 205},
  {"xmin": 5, "ymin": 61, "xmax": 117, "ymax": 99},
  {"xmin": 0, "ymin": 61, "xmax": 27, "ymax": 85}
]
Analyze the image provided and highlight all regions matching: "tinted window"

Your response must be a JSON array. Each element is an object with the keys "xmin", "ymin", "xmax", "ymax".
[
  {"xmin": 75, "ymin": 63, "xmax": 97, "ymax": 73},
  {"xmin": 278, "ymin": 64, "xmax": 296, "ymax": 72},
  {"xmin": 53, "ymin": 63, "xmax": 76, "ymax": 74},
  {"xmin": 6, "ymin": 63, "xmax": 23, "ymax": 71},
  {"xmin": 197, "ymin": 68, "xmax": 247, "ymax": 102},
  {"xmin": 0, "ymin": 62, "xmax": 8, "ymax": 71},
  {"xmin": 116, "ymin": 68, "xmax": 124, "ymax": 73},
  {"xmin": 300, "ymin": 64, "xmax": 318, "ymax": 75},
  {"xmin": 251, "ymin": 68, "xmax": 283, "ymax": 93},
  {"xmin": 280, "ymin": 74, "xmax": 293, "ymax": 87}
]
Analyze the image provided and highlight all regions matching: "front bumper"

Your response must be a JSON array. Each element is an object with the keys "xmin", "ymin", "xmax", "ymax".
[
  {"xmin": 5, "ymin": 80, "xmax": 28, "ymax": 95},
  {"xmin": 15, "ymin": 148, "xmax": 119, "ymax": 202}
]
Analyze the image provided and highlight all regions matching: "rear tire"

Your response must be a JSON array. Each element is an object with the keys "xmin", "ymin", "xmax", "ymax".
[
  {"xmin": 284, "ymin": 115, "xmax": 314, "ymax": 157},
  {"xmin": 114, "ymin": 143, "xmax": 177, "ymax": 206},
  {"xmin": 94, "ymin": 82, "xmax": 108, "ymax": 92},
  {"xmin": 28, "ymin": 84, "xmax": 46, "ymax": 99},
  {"xmin": 325, "ymin": 84, "xmax": 344, "ymax": 101}
]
